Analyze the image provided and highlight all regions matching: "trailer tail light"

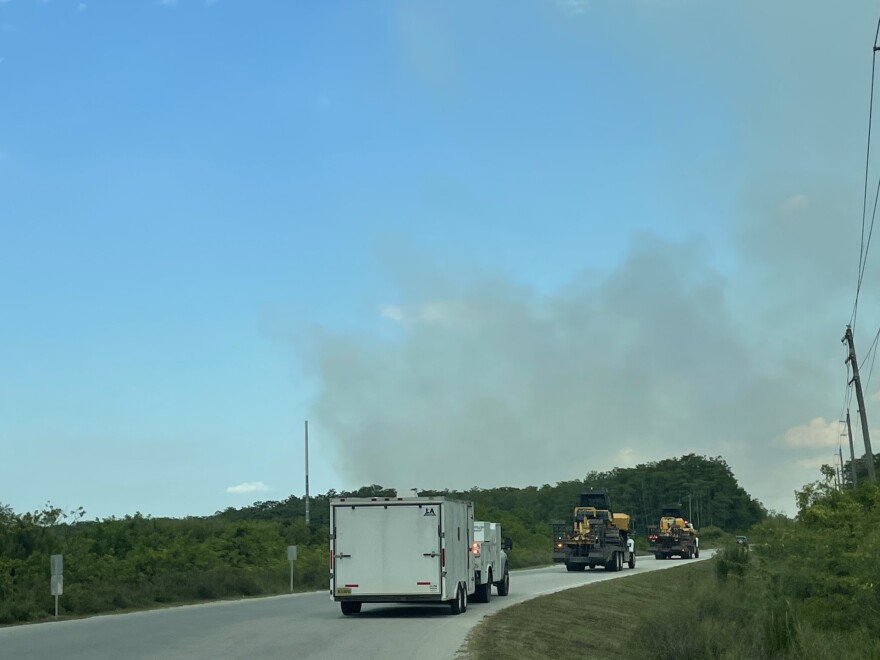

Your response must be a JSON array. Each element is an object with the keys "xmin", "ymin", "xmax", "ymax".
[
  {"xmin": 441, "ymin": 548, "xmax": 446, "ymax": 567},
  {"xmin": 471, "ymin": 542, "xmax": 481, "ymax": 557}
]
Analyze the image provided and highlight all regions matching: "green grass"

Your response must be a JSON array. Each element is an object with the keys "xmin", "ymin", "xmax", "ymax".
[
  {"xmin": 463, "ymin": 553, "xmax": 880, "ymax": 660},
  {"xmin": 464, "ymin": 560, "xmax": 710, "ymax": 660}
]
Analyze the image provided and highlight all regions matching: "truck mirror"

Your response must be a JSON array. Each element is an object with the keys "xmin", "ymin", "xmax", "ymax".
[{"xmin": 503, "ymin": 537, "xmax": 513, "ymax": 551}]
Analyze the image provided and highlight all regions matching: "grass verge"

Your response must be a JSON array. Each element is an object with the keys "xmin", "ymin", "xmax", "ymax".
[
  {"xmin": 463, "ymin": 559, "xmax": 710, "ymax": 660},
  {"xmin": 465, "ymin": 548, "xmax": 880, "ymax": 660}
]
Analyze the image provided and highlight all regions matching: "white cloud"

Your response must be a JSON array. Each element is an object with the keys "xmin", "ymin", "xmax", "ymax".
[
  {"xmin": 795, "ymin": 455, "xmax": 836, "ymax": 469},
  {"xmin": 615, "ymin": 447, "xmax": 637, "ymax": 467},
  {"xmin": 380, "ymin": 304, "xmax": 406, "ymax": 323},
  {"xmin": 781, "ymin": 194, "xmax": 808, "ymax": 213},
  {"xmin": 558, "ymin": 0, "xmax": 590, "ymax": 15},
  {"xmin": 780, "ymin": 417, "xmax": 840, "ymax": 448},
  {"xmin": 226, "ymin": 481, "xmax": 271, "ymax": 494},
  {"xmin": 380, "ymin": 300, "xmax": 468, "ymax": 326},
  {"xmin": 76, "ymin": 3, "xmax": 86, "ymax": 11}
]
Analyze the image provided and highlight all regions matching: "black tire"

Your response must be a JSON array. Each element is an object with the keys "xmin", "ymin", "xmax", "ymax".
[
  {"xmin": 628, "ymin": 552, "xmax": 636, "ymax": 569},
  {"xmin": 476, "ymin": 573, "xmax": 492, "ymax": 603},
  {"xmin": 450, "ymin": 584, "xmax": 464, "ymax": 615},
  {"xmin": 605, "ymin": 554, "xmax": 617, "ymax": 572},
  {"xmin": 695, "ymin": 547, "xmax": 700, "ymax": 558},
  {"xmin": 566, "ymin": 563, "xmax": 584, "ymax": 572},
  {"xmin": 497, "ymin": 571, "xmax": 510, "ymax": 596},
  {"xmin": 340, "ymin": 601, "xmax": 361, "ymax": 616},
  {"xmin": 462, "ymin": 586, "xmax": 468, "ymax": 613},
  {"xmin": 655, "ymin": 554, "xmax": 663, "ymax": 560},
  {"xmin": 589, "ymin": 564, "xmax": 597, "ymax": 570}
]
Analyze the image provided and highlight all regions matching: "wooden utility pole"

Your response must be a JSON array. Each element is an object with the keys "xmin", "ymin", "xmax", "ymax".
[
  {"xmin": 304, "ymin": 420, "xmax": 310, "ymax": 525},
  {"xmin": 846, "ymin": 409, "xmax": 859, "ymax": 487},
  {"xmin": 843, "ymin": 326, "xmax": 876, "ymax": 482}
]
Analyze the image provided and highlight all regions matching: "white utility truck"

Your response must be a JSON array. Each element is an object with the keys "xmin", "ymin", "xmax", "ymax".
[
  {"xmin": 330, "ymin": 496, "xmax": 476, "ymax": 615},
  {"xmin": 471, "ymin": 521, "xmax": 511, "ymax": 602}
]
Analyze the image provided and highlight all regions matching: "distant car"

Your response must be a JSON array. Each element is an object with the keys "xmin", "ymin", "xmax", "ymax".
[{"xmin": 735, "ymin": 535, "xmax": 748, "ymax": 545}]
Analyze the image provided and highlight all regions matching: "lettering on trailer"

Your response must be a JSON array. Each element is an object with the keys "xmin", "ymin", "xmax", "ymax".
[{"xmin": 423, "ymin": 508, "xmax": 437, "ymax": 516}]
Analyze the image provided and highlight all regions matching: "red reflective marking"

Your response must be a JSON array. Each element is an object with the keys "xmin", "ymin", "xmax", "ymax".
[
  {"xmin": 344, "ymin": 584, "xmax": 359, "ymax": 588},
  {"xmin": 416, "ymin": 581, "xmax": 431, "ymax": 585}
]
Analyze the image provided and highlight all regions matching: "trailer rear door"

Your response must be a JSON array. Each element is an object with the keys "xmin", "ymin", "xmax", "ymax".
[{"xmin": 333, "ymin": 503, "xmax": 442, "ymax": 597}]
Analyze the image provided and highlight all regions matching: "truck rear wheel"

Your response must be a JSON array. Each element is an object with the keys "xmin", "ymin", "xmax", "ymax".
[
  {"xmin": 695, "ymin": 547, "xmax": 700, "ymax": 558},
  {"xmin": 628, "ymin": 552, "xmax": 636, "ymax": 569},
  {"xmin": 476, "ymin": 572, "xmax": 492, "ymax": 603},
  {"xmin": 566, "ymin": 563, "xmax": 584, "ymax": 572},
  {"xmin": 340, "ymin": 601, "xmax": 361, "ymax": 616},
  {"xmin": 497, "ymin": 571, "xmax": 510, "ymax": 596}
]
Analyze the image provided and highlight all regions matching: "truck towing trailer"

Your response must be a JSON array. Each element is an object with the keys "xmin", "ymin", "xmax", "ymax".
[
  {"xmin": 560, "ymin": 488, "xmax": 635, "ymax": 572},
  {"xmin": 471, "ymin": 521, "xmax": 511, "ymax": 602},
  {"xmin": 647, "ymin": 504, "xmax": 699, "ymax": 560},
  {"xmin": 330, "ymin": 496, "xmax": 477, "ymax": 615}
]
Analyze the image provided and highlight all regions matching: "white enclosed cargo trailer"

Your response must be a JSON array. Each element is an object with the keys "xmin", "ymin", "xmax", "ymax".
[{"xmin": 330, "ymin": 496, "xmax": 475, "ymax": 616}]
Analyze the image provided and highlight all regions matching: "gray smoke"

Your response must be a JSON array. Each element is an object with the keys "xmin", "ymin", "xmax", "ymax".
[{"xmin": 295, "ymin": 0, "xmax": 880, "ymax": 515}]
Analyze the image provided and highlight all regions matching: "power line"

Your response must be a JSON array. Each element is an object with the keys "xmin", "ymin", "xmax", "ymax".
[
  {"xmin": 859, "ymin": 325, "xmax": 880, "ymax": 371},
  {"xmin": 864, "ymin": 326, "xmax": 880, "ymax": 394},
  {"xmin": 852, "ymin": 15, "xmax": 880, "ymax": 330}
]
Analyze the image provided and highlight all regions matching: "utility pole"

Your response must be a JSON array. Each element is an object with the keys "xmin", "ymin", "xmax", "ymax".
[
  {"xmin": 842, "ymin": 326, "xmax": 876, "ymax": 482},
  {"xmin": 846, "ymin": 409, "xmax": 859, "ymax": 487},
  {"xmin": 838, "ymin": 447, "xmax": 845, "ymax": 490},
  {"xmin": 304, "ymin": 420, "xmax": 310, "ymax": 525}
]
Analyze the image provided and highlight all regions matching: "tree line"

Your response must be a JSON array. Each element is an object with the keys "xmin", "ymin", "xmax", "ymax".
[{"xmin": 0, "ymin": 453, "xmax": 763, "ymax": 623}]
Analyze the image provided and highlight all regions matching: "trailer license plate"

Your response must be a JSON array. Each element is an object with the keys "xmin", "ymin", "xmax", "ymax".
[{"xmin": 336, "ymin": 588, "xmax": 352, "ymax": 596}]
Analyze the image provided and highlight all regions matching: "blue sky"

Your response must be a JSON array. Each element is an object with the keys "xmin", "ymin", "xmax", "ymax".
[{"xmin": 1, "ymin": 0, "xmax": 878, "ymax": 519}]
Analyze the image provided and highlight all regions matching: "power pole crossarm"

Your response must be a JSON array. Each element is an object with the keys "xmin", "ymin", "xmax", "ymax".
[{"xmin": 842, "ymin": 326, "xmax": 876, "ymax": 482}]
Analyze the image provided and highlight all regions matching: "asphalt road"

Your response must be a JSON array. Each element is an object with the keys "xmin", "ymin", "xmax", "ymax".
[{"xmin": 0, "ymin": 551, "xmax": 713, "ymax": 660}]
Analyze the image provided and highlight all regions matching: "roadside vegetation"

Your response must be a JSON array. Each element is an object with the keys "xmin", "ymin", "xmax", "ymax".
[
  {"xmin": 466, "ymin": 465, "xmax": 880, "ymax": 660},
  {"xmin": 0, "ymin": 453, "xmax": 761, "ymax": 624}
]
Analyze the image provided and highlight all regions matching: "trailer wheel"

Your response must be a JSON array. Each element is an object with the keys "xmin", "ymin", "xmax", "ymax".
[
  {"xmin": 340, "ymin": 601, "xmax": 361, "ymax": 616},
  {"xmin": 565, "ymin": 564, "xmax": 584, "ymax": 572},
  {"xmin": 497, "ymin": 571, "xmax": 510, "ymax": 596},
  {"xmin": 695, "ymin": 547, "xmax": 700, "ymax": 558},
  {"xmin": 461, "ymin": 585, "xmax": 468, "ymax": 612},
  {"xmin": 628, "ymin": 552, "xmax": 636, "ymax": 569},
  {"xmin": 450, "ymin": 584, "xmax": 464, "ymax": 615}
]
